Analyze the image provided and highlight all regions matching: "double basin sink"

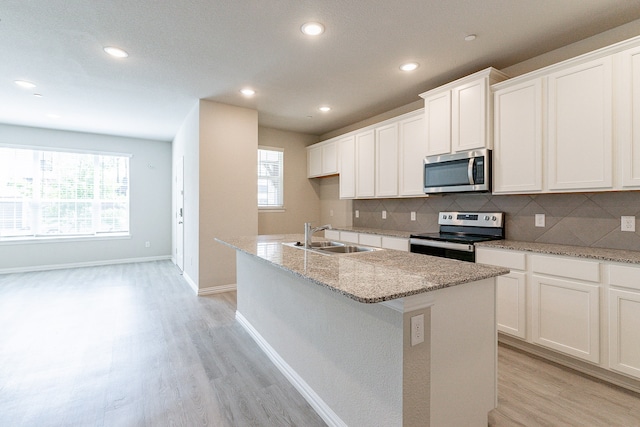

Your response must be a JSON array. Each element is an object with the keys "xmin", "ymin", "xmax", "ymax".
[{"xmin": 283, "ymin": 241, "xmax": 381, "ymax": 255}]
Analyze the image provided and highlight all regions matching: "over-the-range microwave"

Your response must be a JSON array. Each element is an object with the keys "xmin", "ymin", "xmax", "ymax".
[{"xmin": 423, "ymin": 149, "xmax": 491, "ymax": 194}]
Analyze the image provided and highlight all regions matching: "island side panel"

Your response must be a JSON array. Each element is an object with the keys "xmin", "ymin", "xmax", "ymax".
[
  {"xmin": 429, "ymin": 278, "xmax": 497, "ymax": 427},
  {"xmin": 235, "ymin": 251, "xmax": 404, "ymax": 427}
]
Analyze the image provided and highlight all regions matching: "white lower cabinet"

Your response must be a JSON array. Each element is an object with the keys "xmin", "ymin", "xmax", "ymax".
[
  {"xmin": 531, "ymin": 274, "xmax": 600, "ymax": 363},
  {"xmin": 323, "ymin": 230, "xmax": 409, "ymax": 252},
  {"xmin": 476, "ymin": 248, "xmax": 527, "ymax": 339},
  {"xmin": 608, "ymin": 264, "xmax": 640, "ymax": 379},
  {"xmin": 478, "ymin": 245, "xmax": 640, "ymax": 387}
]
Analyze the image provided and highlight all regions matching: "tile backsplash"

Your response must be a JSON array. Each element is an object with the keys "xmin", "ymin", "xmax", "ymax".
[{"xmin": 353, "ymin": 192, "xmax": 640, "ymax": 251}]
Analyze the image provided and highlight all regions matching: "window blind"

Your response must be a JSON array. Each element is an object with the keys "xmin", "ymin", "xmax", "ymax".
[{"xmin": 257, "ymin": 147, "xmax": 283, "ymax": 208}]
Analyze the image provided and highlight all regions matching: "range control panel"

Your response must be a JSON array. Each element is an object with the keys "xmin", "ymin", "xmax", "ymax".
[{"xmin": 438, "ymin": 211, "xmax": 504, "ymax": 228}]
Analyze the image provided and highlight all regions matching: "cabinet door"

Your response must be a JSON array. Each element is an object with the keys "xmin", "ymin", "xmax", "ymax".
[
  {"xmin": 424, "ymin": 91, "xmax": 451, "ymax": 155},
  {"xmin": 496, "ymin": 272, "xmax": 527, "ymax": 339},
  {"xmin": 609, "ymin": 288, "xmax": 640, "ymax": 379},
  {"xmin": 531, "ymin": 275, "xmax": 600, "ymax": 363},
  {"xmin": 399, "ymin": 112, "xmax": 427, "ymax": 196},
  {"xmin": 493, "ymin": 79, "xmax": 543, "ymax": 193},
  {"xmin": 375, "ymin": 123, "xmax": 399, "ymax": 197},
  {"xmin": 356, "ymin": 130, "xmax": 375, "ymax": 198},
  {"xmin": 338, "ymin": 136, "xmax": 356, "ymax": 199},
  {"xmin": 322, "ymin": 141, "xmax": 338, "ymax": 175},
  {"xmin": 547, "ymin": 57, "xmax": 613, "ymax": 191},
  {"xmin": 307, "ymin": 145, "xmax": 322, "ymax": 177},
  {"xmin": 619, "ymin": 45, "xmax": 640, "ymax": 188},
  {"xmin": 452, "ymin": 78, "xmax": 487, "ymax": 152}
]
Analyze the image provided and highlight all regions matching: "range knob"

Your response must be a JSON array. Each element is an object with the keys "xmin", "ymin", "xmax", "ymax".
[
  {"xmin": 442, "ymin": 215, "xmax": 447, "ymax": 220},
  {"xmin": 492, "ymin": 216, "xmax": 497, "ymax": 221},
  {"xmin": 448, "ymin": 215, "xmax": 453, "ymax": 219},
  {"xmin": 484, "ymin": 215, "xmax": 490, "ymax": 221}
]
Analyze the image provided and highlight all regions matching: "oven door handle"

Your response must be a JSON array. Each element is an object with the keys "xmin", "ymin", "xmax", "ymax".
[{"xmin": 410, "ymin": 238, "xmax": 474, "ymax": 252}]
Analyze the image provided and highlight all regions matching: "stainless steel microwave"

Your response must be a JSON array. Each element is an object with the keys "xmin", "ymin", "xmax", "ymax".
[{"xmin": 423, "ymin": 149, "xmax": 491, "ymax": 194}]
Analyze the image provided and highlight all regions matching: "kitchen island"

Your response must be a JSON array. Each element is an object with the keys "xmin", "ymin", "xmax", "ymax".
[{"xmin": 216, "ymin": 234, "xmax": 509, "ymax": 427}]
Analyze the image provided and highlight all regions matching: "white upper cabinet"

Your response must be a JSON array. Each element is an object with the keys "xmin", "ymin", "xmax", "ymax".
[
  {"xmin": 420, "ymin": 67, "xmax": 509, "ymax": 156},
  {"xmin": 399, "ymin": 111, "xmax": 427, "ymax": 196},
  {"xmin": 491, "ymin": 35, "xmax": 640, "ymax": 195},
  {"xmin": 618, "ymin": 45, "xmax": 640, "ymax": 188},
  {"xmin": 356, "ymin": 130, "xmax": 375, "ymax": 198},
  {"xmin": 423, "ymin": 91, "xmax": 451, "ymax": 155},
  {"xmin": 338, "ymin": 136, "xmax": 356, "ymax": 199},
  {"xmin": 493, "ymin": 79, "xmax": 543, "ymax": 194},
  {"xmin": 307, "ymin": 140, "xmax": 338, "ymax": 178},
  {"xmin": 375, "ymin": 123, "xmax": 399, "ymax": 197},
  {"xmin": 547, "ymin": 57, "xmax": 613, "ymax": 191}
]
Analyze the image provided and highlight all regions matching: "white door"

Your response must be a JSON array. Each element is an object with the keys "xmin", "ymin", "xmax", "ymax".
[{"xmin": 176, "ymin": 156, "xmax": 184, "ymax": 271}]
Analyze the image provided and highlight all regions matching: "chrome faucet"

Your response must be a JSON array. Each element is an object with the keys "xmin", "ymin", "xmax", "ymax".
[{"xmin": 304, "ymin": 222, "xmax": 332, "ymax": 248}]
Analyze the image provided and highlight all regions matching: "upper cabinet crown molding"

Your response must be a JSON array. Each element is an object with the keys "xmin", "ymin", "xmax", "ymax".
[{"xmin": 419, "ymin": 67, "xmax": 509, "ymax": 156}]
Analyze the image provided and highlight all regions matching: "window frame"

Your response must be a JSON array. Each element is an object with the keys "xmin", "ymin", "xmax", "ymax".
[
  {"xmin": 257, "ymin": 145, "xmax": 285, "ymax": 211},
  {"xmin": 0, "ymin": 144, "xmax": 132, "ymax": 243}
]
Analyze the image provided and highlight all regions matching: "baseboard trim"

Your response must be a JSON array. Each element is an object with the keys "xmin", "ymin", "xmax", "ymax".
[
  {"xmin": 198, "ymin": 284, "xmax": 236, "ymax": 296},
  {"xmin": 183, "ymin": 272, "xmax": 198, "ymax": 294},
  {"xmin": 499, "ymin": 334, "xmax": 640, "ymax": 395},
  {"xmin": 0, "ymin": 255, "xmax": 172, "ymax": 275},
  {"xmin": 235, "ymin": 311, "xmax": 347, "ymax": 427}
]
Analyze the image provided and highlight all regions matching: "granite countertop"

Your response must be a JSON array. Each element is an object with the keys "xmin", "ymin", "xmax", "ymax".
[
  {"xmin": 477, "ymin": 240, "xmax": 640, "ymax": 264},
  {"xmin": 215, "ymin": 234, "xmax": 509, "ymax": 304},
  {"xmin": 328, "ymin": 226, "xmax": 412, "ymax": 239}
]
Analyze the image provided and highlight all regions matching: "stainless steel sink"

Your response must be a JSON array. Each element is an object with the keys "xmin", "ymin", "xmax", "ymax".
[
  {"xmin": 315, "ymin": 245, "xmax": 380, "ymax": 254},
  {"xmin": 282, "ymin": 241, "xmax": 381, "ymax": 255}
]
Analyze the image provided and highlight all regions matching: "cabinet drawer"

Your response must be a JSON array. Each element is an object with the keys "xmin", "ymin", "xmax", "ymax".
[
  {"xmin": 608, "ymin": 264, "xmax": 640, "ymax": 291},
  {"xmin": 359, "ymin": 233, "xmax": 382, "ymax": 247},
  {"xmin": 382, "ymin": 236, "xmax": 409, "ymax": 252},
  {"xmin": 340, "ymin": 231, "xmax": 359, "ymax": 244},
  {"xmin": 532, "ymin": 254, "xmax": 600, "ymax": 282},
  {"xmin": 324, "ymin": 229, "xmax": 340, "ymax": 241},
  {"xmin": 476, "ymin": 248, "xmax": 526, "ymax": 270}
]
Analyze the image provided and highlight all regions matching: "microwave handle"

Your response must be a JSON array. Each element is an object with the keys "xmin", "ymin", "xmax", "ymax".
[{"xmin": 468, "ymin": 157, "xmax": 475, "ymax": 185}]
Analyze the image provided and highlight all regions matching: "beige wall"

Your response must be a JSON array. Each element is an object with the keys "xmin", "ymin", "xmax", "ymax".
[
  {"xmin": 198, "ymin": 100, "xmax": 258, "ymax": 290},
  {"xmin": 257, "ymin": 127, "xmax": 321, "ymax": 235},
  {"xmin": 318, "ymin": 176, "xmax": 353, "ymax": 228}
]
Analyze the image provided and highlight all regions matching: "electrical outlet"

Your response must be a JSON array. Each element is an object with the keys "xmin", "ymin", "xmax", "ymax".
[
  {"xmin": 382, "ymin": 210, "xmax": 387, "ymax": 219},
  {"xmin": 330, "ymin": 209, "xmax": 334, "ymax": 217},
  {"xmin": 411, "ymin": 211, "xmax": 416, "ymax": 221},
  {"xmin": 145, "ymin": 241, "xmax": 150, "ymax": 248},
  {"xmin": 621, "ymin": 216, "xmax": 636, "ymax": 232},
  {"xmin": 535, "ymin": 214, "xmax": 545, "ymax": 227},
  {"xmin": 411, "ymin": 314, "xmax": 424, "ymax": 346},
  {"xmin": 355, "ymin": 210, "xmax": 359, "ymax": 218}
]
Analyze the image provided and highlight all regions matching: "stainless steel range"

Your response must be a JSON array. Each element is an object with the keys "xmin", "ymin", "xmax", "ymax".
[{"xmin": 410, "ymin": 211, "xmax": 505, "ymax": 262}]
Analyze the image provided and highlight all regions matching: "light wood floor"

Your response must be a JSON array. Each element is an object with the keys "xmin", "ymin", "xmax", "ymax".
[{"xmin": 1, "ymin": 261, "xmax": 639, "ymax": 427}]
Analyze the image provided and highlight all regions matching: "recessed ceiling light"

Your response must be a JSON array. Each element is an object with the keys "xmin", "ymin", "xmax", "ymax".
[
  {"xmin": 14, "ymin": 80, "xmax": 36, "ymax": 89},
  {"xmin": 33, "ymin": 93, "xmax": 43, "ymax": 98},
  {"xmin": 301, "ymin": 22, "xmax": 325, "ymax": 36},
  {"xmin": 464, "ymin": 34, "xmax": 477, "ymax": 42},
  {"xmin": 103, "ymin": 46, "xmax": 129, "ymax": 58},
  {"xmin": 319, "ymin": 106, "xmax": 331, "ymax": 112},
  {"xmin": 400, "ymin": 62, "xmax": 419, "ymax": 72},
  {"xmin": 46, "ymin": 113, "xmax": 61, "ymax": 119},
  {"xmin": 240, "ymin": 88, "xmax": 256, "ymax": 97}
]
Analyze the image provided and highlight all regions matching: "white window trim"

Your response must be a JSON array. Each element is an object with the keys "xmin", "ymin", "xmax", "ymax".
[{"xmin": 258, "ymin": 145, "xmax": 284, "ymax": 209}]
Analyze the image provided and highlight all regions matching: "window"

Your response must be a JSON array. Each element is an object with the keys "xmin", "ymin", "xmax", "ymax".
[
  {"xmin": 257, "ymin": 146, "xmax": 283, "ymax": 208},
  {"xmin": 0, "ymin": 146, "xmax": 130, "ymax": 240}
]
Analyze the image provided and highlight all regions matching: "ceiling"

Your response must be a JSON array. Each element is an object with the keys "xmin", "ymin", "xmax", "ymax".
[{"xmin": 2, "ymin": 1, "xmax": 640, "ymax": 142}]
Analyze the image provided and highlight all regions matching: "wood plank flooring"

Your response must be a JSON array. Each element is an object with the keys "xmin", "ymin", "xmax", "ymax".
[{"xmin": 1, "ymin": 260, "xmax": 639, "ymax": 426}]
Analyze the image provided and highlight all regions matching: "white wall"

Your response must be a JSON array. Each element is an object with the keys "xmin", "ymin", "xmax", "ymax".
[
  {"xmin": 257, "ymin": 127, "xmax": 320, "ymax": 235},
  {"xmin": 0, "ymin": 123, "xmax": 172, "ymax": 272}
]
